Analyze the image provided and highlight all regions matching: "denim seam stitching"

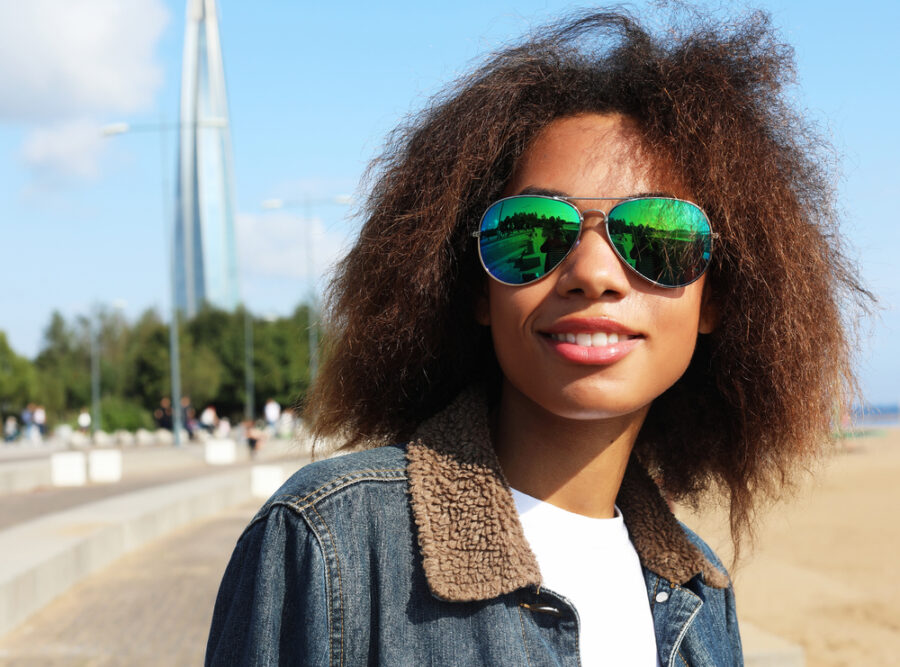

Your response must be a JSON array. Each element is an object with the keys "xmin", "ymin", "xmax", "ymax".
[
  {"xmin": 311, "ymin": 503, "xmax": 345, "ymax": 667},
  {"xmin": 677, "ymin": 649, "xmax": 688, "ymax": 666},
  {"xmin": 650, "ymin": 577, "xmax": 660, "ymax": 609},
  {"xmin": 286, "ymin": 474, "xmax": 407, "ymax": 512},
  {"xmin": 300, "ymin": 510, "xmax": 334, "ymax": 667},
  {"xmin": 667, "ymin": 590, "xmax": 702, "ymax": 667},
  {"xmin": 515, "ymin": 606, "xmax": 533, "ymax": 667},
  {"xmin": 275, "ymin": 469, "xmax": 406, "ymax": 508}
]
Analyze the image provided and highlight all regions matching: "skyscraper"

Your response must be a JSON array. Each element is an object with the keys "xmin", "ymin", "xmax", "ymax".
[{"xmin": 173, "ymin": 0, "xmax": 239, "ymax": 317}]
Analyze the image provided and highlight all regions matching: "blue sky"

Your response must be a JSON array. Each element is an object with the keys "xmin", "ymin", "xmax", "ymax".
[{"xmin": 1, "ymin": 1, "xmax": 897, "ymax": 404}]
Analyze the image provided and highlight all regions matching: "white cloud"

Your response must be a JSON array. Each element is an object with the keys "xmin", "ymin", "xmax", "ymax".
[
  {"xmin": 0, "ymin": 0, "xmax": 169, "ymax": 120},
  {"xmin": 20, "ymin": 118, "xmax": 106, "ymax": 180},
  {"xmin": 236, "ymin": 211, "xmax": 357, "ymax": 289},
  {"xmin": 1, "ymin": 0, "xmax": 168, "ymax": 181}
]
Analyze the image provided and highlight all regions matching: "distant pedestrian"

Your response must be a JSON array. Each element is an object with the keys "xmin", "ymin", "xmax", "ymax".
[
  {"xmin": 33, "ymin": 405, "xmax": 47, "ymax": 437},
  {"xmin": 264, "ymin": 398, "xmax": 281, "ymax": 435},
  {"xmin": 20, "ymin": 404, "xmax": 33, "ymax": 440},
  {"xmin": 277, "ymin": 408, "xmax": 296, "ymax": 438},
  {"xmin": 181, "ymin": 396, "xmax": 197, "ymax": 439},
  {"xmin": 4, "ymin": 415, "xmax": 18, "ymax": 442},
  {"xmin": 157, "ymin": 397, "xmax": 174, "ymax": 431},
  {"xmin": 243, "ymin": 420, "xmax": 265, "ymax": 459},
  {"xmin": 77, "ymin": 408, "xmax": 92, "ymax": 434},
  {"xmin": 200, "ymin": 405, "xmax": 217, "ymax": 433},
  {"xmin": 215, "ymin": 417, "xmax": 231, "ymax": 439},
  {"xmin": 22, "ymin": 403, "xmax": 42, "ymax": 443}
]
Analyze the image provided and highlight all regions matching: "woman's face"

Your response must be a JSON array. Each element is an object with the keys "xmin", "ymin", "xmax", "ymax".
[{"xmin": 478, "ymin": 113, "xmax": 715, "ymax": 421}]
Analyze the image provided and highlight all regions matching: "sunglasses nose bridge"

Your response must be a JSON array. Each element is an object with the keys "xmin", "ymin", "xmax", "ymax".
[
  {"xmin": 578, "ymin": 208, "xmax": 608, "ymax": 223},
  {"xmin": 567, "ymin": 208, "xmax": 632, "ymax": 278},
  {"xmin": 577, "ymin": 208, "xmax": 609, "ymax": 237}
]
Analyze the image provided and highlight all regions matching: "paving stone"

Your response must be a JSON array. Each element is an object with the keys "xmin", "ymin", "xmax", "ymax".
[{"xmin": 0, "ymin": 501, "xmax": 260, "ymax": 666}]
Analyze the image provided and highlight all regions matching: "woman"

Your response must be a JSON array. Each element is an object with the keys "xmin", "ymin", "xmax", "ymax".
[{"xmin": 207, "ymin": 9, "xmax": 865, "ymax": 666}]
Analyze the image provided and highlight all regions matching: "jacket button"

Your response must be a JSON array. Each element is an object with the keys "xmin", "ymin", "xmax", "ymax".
[{"xmin": 655, "ymin": 591, "xmax": 670, "ymax": 603}]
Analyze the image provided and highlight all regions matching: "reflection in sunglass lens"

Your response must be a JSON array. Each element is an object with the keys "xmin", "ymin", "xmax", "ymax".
[
  {"xmin": 478, "ymin": 197, "xmax": 580, "ymax": 284},
  {"xmin": 607, "ymin": 198, "xmax": 712, "ymax": 287},
  {"xmin": 477, "ymin": 195, "xmax": 712, "ymax": 287}
]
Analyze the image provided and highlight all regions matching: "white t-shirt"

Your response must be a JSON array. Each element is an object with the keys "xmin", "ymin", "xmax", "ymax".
[{"xmin": 512, "ymin": 488, "xmax": 659, "ymax": 666}]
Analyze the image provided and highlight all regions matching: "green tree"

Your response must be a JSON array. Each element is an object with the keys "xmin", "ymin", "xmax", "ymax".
[
  {"xmin": 0, "ymin": 332, "xmax": 38, "ymax": 415},
  {"xmin": 181, "ymin": 341, "xmax": 224, "ymax": 410},
  {"xmin": 33, "ymin": 311, "xmax": 90, "ymax": 421},
  {"xmin": 123, "ymin": 309, "xmax": 170, "ymax": 411},
  {"xmin": 23, "ymin": 301, "xmax": 318, "ymax": 428},
  {"xmin": 186, "ymin": 306, "xmax": 245, "ymax": 417},
  {"xmin": 100, "ymin": 396, "xmax": 155, "ymax": 431},
  {"xmin": 252, "ymin": 304, "xmax": 312, "ymax": 412},
  {"xmin": 96, "ymin": 307, "xmax": 131, "ymax": 399}
]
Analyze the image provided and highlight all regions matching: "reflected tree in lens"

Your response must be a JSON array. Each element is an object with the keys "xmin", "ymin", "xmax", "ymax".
[
  {"xmin": 479, "ymin": 198, "xmax": 579, "ymax": 283},
  {"xmin": 607, "ymin": 199, "xmax": 711, "ymax": 286}
]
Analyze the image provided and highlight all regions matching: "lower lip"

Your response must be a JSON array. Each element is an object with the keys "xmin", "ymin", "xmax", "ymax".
[{"xmin": 542, "ymin": 335, "xmax": 642, "ymax": 364}]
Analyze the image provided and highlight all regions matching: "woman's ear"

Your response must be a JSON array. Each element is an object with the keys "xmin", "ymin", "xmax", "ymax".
[{"xmin": 698, "ymin": 281, "xmax": 718, "ymax": 334}]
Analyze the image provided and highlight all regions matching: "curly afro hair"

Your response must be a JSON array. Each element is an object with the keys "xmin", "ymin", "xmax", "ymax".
[{"xmin": 304, "ymin": 8, "xmax": 870, "ymax": 554}]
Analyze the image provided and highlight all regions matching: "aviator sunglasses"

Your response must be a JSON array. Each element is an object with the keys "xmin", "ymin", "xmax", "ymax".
[{"xmin": 473, "ymin": 194, "xmax": 716, "ymax": 288}]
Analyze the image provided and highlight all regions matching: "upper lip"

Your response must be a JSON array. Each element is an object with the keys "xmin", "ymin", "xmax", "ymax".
[{"xmin": 540, "ymin": 317, "xmax": 642, "ymax": 337}]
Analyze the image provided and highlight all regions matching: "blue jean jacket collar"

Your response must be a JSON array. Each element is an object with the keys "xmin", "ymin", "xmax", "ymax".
[{"xmin": 406, "ymin": 387, "xmax": 730, "ymax": 603}]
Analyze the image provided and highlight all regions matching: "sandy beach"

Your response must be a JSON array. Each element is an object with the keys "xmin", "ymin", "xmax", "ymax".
[{"xmin": 678, "ymin": 427, "xmax": 900, "ymax": 666}]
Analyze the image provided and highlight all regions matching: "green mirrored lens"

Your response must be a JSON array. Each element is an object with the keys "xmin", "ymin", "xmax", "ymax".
[
  {"xmin": 478, "ymin": 196, "xmax": 581, "ymax": 284},
  {"xmin": 607, "ymin": 198, "xmax": 712, "ymax": 286}
]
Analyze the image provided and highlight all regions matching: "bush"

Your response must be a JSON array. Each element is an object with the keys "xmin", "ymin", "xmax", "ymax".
[{"xmin": 99, "ymin": 396, "xmax": 155, "ymax": 432}]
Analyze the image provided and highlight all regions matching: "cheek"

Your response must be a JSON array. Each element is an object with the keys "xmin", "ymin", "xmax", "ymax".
[
  {"xmin": 487, "ymin": 294, "xmax": 527, "ymax": 351},
  {"xmin": 485, "ymin": 281, "xmax": 543, "ymax": 332},
  {"xmin": 485, "ymin": 283, "xmax": 546, "ymax": 368}
]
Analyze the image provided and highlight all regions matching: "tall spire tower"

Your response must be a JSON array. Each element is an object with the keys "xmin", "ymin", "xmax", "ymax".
[{"xmin": 174, "ymin": 0, "xmax": 239, "ymax": 316}]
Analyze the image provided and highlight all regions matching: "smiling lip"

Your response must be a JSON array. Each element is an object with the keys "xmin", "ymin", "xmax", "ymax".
[{"xmin": 540, "ymin": 317, "xmax": 643, "ymax": 365}]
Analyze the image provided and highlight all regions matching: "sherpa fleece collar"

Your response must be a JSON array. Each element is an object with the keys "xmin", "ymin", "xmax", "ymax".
[{"xmin": 406, "ymin": 388, "xmax": 729, "ymax": 603}]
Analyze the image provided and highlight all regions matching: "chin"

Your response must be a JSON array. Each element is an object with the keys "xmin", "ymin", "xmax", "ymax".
[{"xmin": 535, "ymin": 386, "xmax": 654, "ymax": 422}]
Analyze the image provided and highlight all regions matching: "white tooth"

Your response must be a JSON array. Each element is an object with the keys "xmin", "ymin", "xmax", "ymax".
[
  {"xmin": 575, "ymin": 333, "xmax": 592, "ymax": 347},
  {"xmin": 607, "ymin": 333, "xmax": 619, "ymax": 345},
  {"xmin": 565, "ymin": 333, "xmax": 576, "ymax": 344},
  {"xmin": 591, "ymin": 332, "xmax": 608, "ymax": 347}
]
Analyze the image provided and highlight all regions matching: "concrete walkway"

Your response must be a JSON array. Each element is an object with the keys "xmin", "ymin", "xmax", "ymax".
[
  {"xmin": 0, "ymin": 500, "xmax": 260, "ymax": 666},
  {"xmin": 0, "ymin": 436, "xmax": 311, "ymax": 639}
]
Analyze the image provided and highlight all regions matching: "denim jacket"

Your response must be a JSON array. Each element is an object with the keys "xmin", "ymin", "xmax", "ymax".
[{"xmin": 207, "ymin": 390, "xmax": 742, "ymax": 666}]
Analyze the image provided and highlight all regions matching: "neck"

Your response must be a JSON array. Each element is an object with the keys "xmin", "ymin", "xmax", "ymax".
[{"xmin": 493, "ymin": 382, "xmax": 649, "ymax": 519}]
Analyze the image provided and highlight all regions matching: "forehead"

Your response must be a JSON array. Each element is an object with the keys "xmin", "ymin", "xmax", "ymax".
[{"xmin": 506, "ymin": 113, "xmax": 688, "ymax": 198}]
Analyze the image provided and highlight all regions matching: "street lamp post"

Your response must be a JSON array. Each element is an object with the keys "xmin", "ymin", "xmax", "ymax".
[
  {"xmin": 244, "ymin": 308, "xmax": 255, "ymax": 421},
  {"xmin": 100, "ymin": 120, "xmax": 227, "ymax": 445},
  {"xmin": 261, "ymin": 195, "xmax": 352, "ymax": 381},
  {"xmin": 90, "ymin": 318, "xmax": 100, "ymax": 435},
  {"xmin": 303, "ymin": 197, "xmax": 319, "ymax": 379}
]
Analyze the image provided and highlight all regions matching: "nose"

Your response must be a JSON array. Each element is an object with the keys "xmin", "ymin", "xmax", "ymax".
[{"xmin": 553, "ymin": 211, "xmax": 632, "ymax": 299}]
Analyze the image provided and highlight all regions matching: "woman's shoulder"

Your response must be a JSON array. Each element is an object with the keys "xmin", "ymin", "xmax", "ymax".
[{"xmin": 252, "ymin": 444, "xmax": 409, "ymax": 518}]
